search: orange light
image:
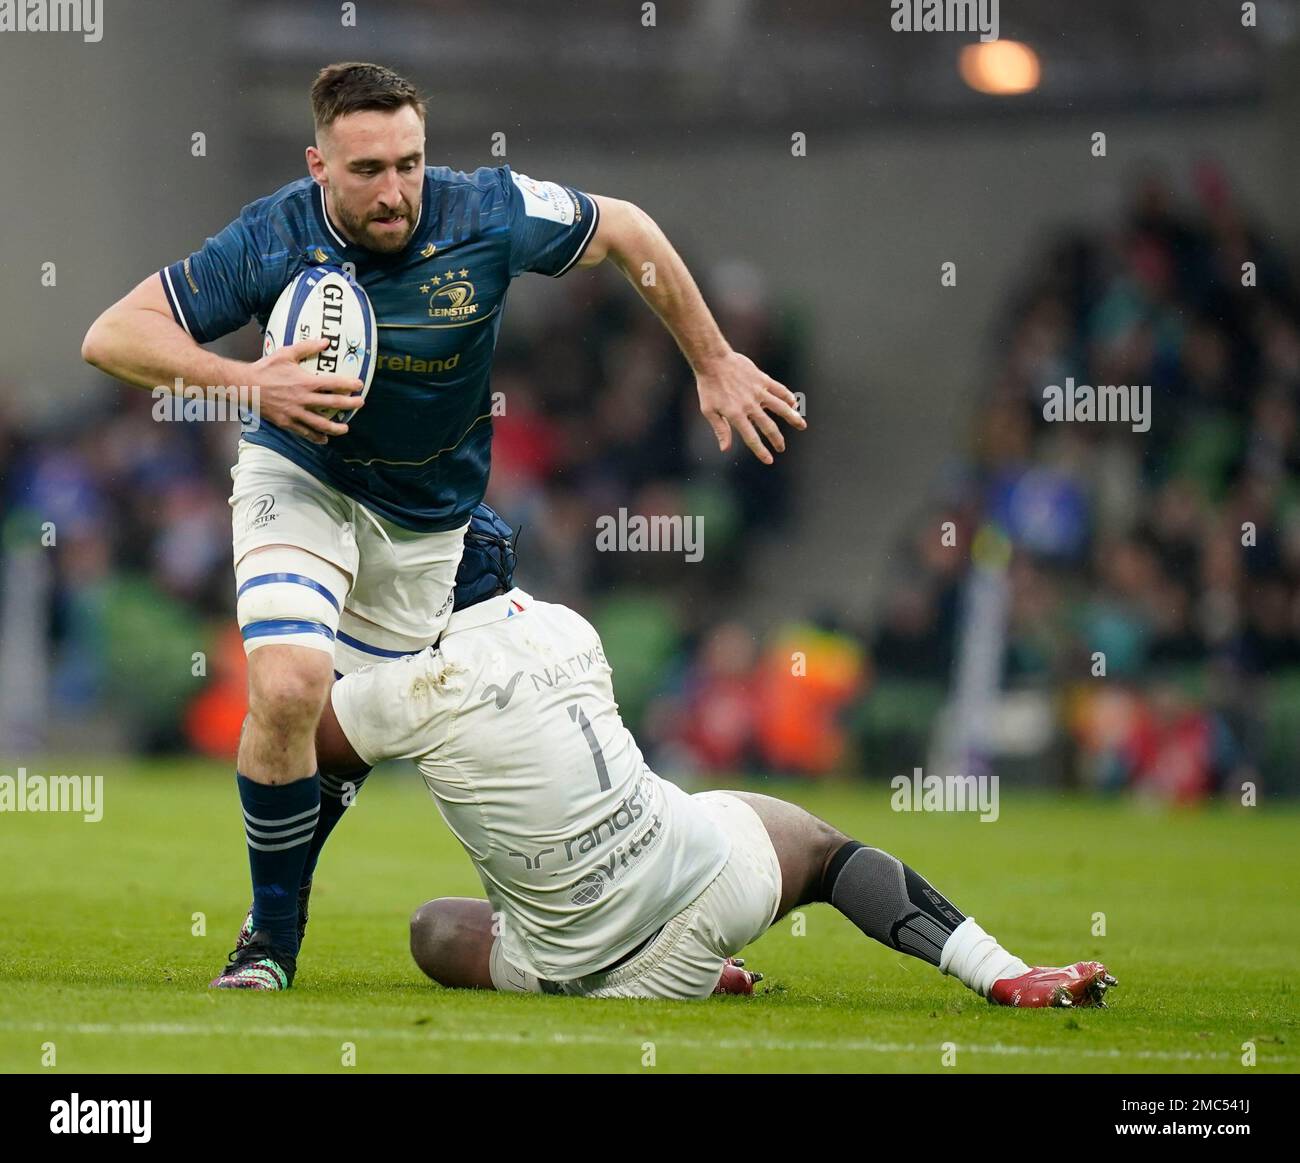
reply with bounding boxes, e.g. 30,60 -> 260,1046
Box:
959,40 -> 1041,95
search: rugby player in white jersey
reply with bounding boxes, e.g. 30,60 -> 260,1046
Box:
314,505 -> 1117,1006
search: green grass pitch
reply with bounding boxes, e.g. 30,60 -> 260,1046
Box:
0,760 -> 1294,1074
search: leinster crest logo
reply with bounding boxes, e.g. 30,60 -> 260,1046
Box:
247,493 -> 277,531
428,279 -> 478,321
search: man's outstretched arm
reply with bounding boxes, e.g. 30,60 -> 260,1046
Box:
577,194 -> 806,465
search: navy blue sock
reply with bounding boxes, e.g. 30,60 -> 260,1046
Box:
237,773 -> 320,955
301,767 -> 372,885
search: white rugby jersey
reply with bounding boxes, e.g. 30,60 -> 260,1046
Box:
331,588 -> 730,980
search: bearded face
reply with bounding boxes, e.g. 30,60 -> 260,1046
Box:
309,105 -> 425,254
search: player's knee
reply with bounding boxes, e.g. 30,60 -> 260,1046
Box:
811,815 -> 850,861
811,821 -> 852,883
812,819 -> 856,897
248,655 -> 333,730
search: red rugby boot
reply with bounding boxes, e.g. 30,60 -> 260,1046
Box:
990,960 -> 1117,1008
714,956 -> 763,996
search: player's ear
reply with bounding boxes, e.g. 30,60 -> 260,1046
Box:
305,143 -> 327,185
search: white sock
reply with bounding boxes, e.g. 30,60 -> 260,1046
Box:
939,917 -> 1030,998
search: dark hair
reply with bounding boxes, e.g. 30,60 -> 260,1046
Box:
311,62 -> 425,131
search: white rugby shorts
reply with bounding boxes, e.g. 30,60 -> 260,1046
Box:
490,791 -> 783,999
228,441 -> 467,674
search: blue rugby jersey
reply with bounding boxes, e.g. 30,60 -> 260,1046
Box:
159,165 -> 600,531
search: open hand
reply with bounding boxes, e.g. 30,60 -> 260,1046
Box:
696,350 -> 806,465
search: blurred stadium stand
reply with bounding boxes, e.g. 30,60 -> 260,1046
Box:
2,0 -> 1300,797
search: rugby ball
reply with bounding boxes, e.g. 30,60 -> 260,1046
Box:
262,266 -> 377,423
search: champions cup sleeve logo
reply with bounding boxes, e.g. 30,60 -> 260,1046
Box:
510,172 -> 578,225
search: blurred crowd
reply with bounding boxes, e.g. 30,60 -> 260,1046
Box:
866,160 -> 1300,799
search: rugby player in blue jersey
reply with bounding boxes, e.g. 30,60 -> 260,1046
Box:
82,62 -> 806,990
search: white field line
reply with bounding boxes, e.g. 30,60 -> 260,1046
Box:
0,1021 -> 1287,1064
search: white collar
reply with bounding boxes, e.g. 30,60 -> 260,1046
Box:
439,588 -> 532,639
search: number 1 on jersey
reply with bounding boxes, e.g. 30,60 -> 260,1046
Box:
568,703 -> 611,791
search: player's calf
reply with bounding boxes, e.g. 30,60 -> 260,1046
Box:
224,682 -> 378,966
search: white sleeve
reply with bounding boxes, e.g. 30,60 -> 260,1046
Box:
330,651 -> 456,766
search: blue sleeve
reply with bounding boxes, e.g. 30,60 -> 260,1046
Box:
158,201 -> 287,343
500,165 -> 600,279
